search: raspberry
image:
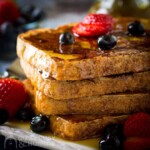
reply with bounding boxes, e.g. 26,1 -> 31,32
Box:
124,112 -> 150,138
124,137 -> 150,150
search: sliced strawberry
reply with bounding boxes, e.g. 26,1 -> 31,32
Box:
124,112 -> 150,138
0,0 -> 20,25
72,23 -> 112,37
72,14 -> 114,37
0,78 -> 27,117
124,137 -> 150,150
82,13 -> 114,26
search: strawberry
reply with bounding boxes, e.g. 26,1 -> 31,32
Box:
124,137 -> 150,150
0,0 -> 20,25
82,14 -> 114,26
72,23 -> 111,37
124,112 -> 150,138
0,78 -> 27,117
72,14 -> 114,37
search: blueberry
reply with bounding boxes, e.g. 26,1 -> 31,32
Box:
128,21 -> 145,36
16,108 -> 35,121
59,32 -> 75,44
102,124 -> 124,141
30,114 -> 49,133
20,5 -> 35,21
100,124 -> 124,150
0,109 -> 9,125
20,5 -> 43,22
0,22 -> 14,35
30,8 -> 43,22
20,5 -> 35,14
98,35 -> 117,50
100,136 -> 121,150
0,22 -> 17,42
13,17 -> 27,27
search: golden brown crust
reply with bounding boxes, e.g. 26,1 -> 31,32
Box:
20,17 -> 150,140
23,79 -> 150,115
50,115 -> 128,140
22,79 -> 148,140
17,18 -> 150,81
21,60 -> 150,100
35,89 -> 150,115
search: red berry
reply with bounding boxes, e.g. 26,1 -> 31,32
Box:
0,0 -> 20,25
124,137 -> 150,150
82,14 -> 114,26
72,23 -> 110,37
72,14 -> 114,37
124,112 -> 150,138
0,78 -> 27,117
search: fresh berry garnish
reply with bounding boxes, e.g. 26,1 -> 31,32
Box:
0,78 -> 27,117
124,137 -> 150,150
98,35 -> 117,50
20,5 -> 43,22
16,108 -> 35,121
82,14 -> 113,26
0,2 -> 44,60
59,32 -> 75,44
100,136 -> 121,150
100,123 -> 124,150
72,14 -> 114,37
128,21 -> 145,36
124,112 -> 150,138
30,8 -> 43,22
20,5 -> 35,21
13,17 -> 27,27
0,0 -> 20,25
30,114 -> 49,133
102,124 -> 124,141
0,22 -> 14,34
0,109 -> 8,125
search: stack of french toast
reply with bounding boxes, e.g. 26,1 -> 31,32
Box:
17,16 -> 150,140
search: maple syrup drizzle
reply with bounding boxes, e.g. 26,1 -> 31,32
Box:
8,119 -> 99,149
25,28 -> 150,59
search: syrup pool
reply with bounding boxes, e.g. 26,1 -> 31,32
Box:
6,119 -> 100,150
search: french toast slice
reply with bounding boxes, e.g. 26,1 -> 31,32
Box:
17,18 -> 150,81
35,90 -> 150,115
21,60 -> 150,99
23,79 -> 129,140
23,79 -> 150,115
50,115 -> 128,141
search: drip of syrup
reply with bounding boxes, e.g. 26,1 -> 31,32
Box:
7,119 -> 100,149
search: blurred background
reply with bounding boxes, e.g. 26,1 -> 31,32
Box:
0,0 -> 94,73
90,0 -> 150,18
0,0 -> 150,74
